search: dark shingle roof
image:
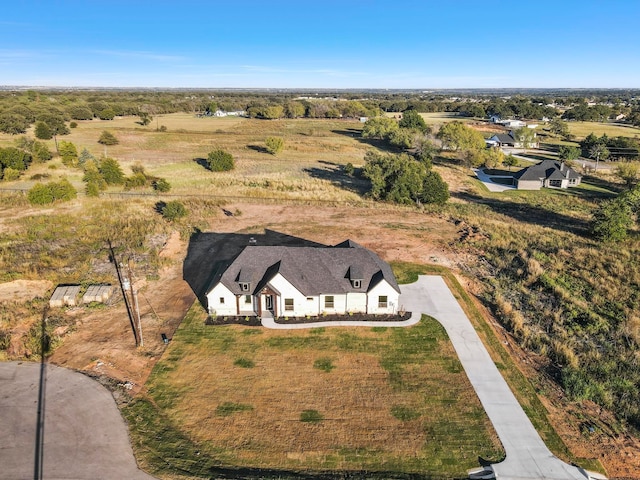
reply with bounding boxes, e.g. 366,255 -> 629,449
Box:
490,133 -> 516,144
515,160 -> 581,181
212,241 -> 400,296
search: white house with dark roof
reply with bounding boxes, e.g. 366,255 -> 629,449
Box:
205,240 -> 401,318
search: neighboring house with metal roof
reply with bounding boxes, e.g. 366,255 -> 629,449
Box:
205,240 -> 401,318
514,160 -> 582,190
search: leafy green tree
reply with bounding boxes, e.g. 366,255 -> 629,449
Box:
591,199 -> 633,242
152,178 -> 171,192
9,105 -> 35,123
98,108 -> 116,120
558,145 -> 581,163
124,173 -> 148,190
0,147 -> 31,171
35,114 -> 69,151
461,103 -> 486,118
387,128 -> 417,149
68,106 -> 94,120
58,141 -> 78,166
615,162 -> 640,189
285,101 -> 306,118
82,160 -> 108,192
98,131 -> 119,145
0,113 -> 29,134
32,142 -> 52,162
34,121 -> 52,140
549,118 -> 571,139
206,149 -> 235,171
98,157 -> 125,185
436,121 -> 485,151
361,117 -> 398,140
413,137 -> 437,165
482,148 -> 505,169
138,112 -> 152,126
362,151 -> 448,205
514,127 -> 536,152
28,179 -> 76,205
503,154 -> 519,171
262,105 -> 284,119
161,200 -> 187,221
399,109 -> 429,133
420,170 -> 449,205
265,136 -> 285,155
85,181 -> 101,197
2,167 -> 20,181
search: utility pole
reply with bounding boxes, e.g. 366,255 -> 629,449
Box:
108,239 -> 139,346
128,259 -> 143,347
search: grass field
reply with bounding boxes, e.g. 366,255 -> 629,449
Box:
0,114 -> 376,202
127,302 -> 503,478
566,121 -> 640,140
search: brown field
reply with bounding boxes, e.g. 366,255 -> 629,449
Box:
2,112 -> 639,478
143,305 -> 502,475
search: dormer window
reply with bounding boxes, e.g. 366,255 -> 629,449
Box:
240,282 -> 250,292
348,266 -> 363,289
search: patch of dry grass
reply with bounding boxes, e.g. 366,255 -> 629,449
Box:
144,306 -> 502,476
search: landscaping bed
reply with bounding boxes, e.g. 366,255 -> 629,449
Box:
205,312 -> 412,326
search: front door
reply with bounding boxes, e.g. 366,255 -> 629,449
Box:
265,295 -> 274,313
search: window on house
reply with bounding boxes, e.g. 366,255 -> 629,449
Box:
285,298 -> 294,311
219,297 -> 225,304
378,295 -> 388,308
307,297 -> 313,301
325,296 -> 334,308
244,295 -> 252,304
353,280 -> 361,289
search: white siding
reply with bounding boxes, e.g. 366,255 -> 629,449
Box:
206,283 -> 237,315
367,280 -> 400,314
346,292 -> 367,313
516,179 -> 543,190
269,274 -> 310,317
320,293 -> 347,314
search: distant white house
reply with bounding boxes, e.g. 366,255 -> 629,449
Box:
501,119 -> 526,128
205,240 -> 401,318
213,110 -> 246,117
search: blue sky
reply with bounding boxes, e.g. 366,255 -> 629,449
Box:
1,0 -> 639,88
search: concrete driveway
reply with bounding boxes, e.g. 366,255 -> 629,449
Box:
0,361 -> 156,480
400,276 -> 604,480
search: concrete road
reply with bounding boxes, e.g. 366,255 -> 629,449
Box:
0,361 -> 156,480
400,276 -> 603,480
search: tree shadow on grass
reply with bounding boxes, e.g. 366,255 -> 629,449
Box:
331,129 -> 400,153
452,191 -> 592,237
304,161 -> 370,196
247,144 -> 270,154
193,157 -> 210,170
